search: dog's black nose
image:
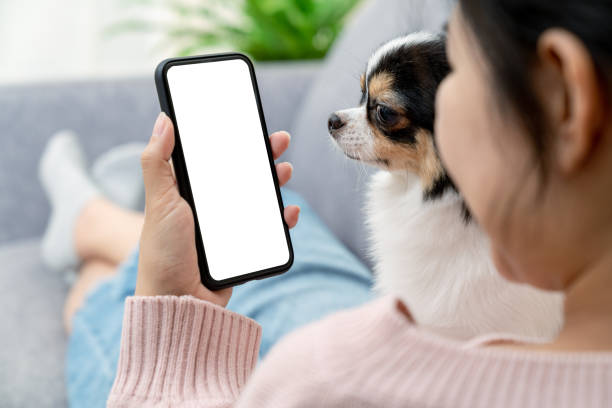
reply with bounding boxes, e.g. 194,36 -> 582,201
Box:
328,113 -> 345,133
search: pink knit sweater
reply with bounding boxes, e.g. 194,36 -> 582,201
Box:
107,294 -> 612,407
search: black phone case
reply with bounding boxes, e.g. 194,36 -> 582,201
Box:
154,52 -> 294,290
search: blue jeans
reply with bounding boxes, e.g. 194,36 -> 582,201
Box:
65,188 -> 373,407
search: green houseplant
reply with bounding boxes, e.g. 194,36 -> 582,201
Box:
108,0 -> 363,61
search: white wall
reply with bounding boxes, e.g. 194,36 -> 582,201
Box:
0,0 -> 169,84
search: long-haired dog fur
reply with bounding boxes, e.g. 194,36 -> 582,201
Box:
327,32 -> 564,340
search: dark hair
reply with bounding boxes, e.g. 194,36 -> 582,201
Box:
458,0 -> 612,169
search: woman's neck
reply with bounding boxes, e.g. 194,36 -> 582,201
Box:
549,249 -> 612,352
490,251 -> 612,353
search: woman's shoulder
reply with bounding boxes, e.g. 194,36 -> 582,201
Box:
283,295 -> 417,353
251,295 -> 415,377
241,295 -> 612,407
236,295 -> 412,405
271,293 -> 612,363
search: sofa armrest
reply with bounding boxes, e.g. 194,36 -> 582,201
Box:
254,61 -> 321,139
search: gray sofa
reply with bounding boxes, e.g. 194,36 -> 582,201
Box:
0,0 -> 451,405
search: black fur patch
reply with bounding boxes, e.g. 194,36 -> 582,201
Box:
423,172 -> 454,200
423,173 -> 472,223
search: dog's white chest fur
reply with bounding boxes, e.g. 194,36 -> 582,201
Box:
365,171 -> 564,340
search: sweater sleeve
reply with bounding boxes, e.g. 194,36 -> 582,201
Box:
106,295 -> 262,408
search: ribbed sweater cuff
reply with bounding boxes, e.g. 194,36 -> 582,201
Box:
107,295 -> 261,407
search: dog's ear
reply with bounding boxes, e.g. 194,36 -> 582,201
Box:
432,33 -> 451,84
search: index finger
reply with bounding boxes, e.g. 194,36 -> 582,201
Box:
270,131 -> 290,160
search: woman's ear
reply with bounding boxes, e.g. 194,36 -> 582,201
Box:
536,28 -> 605,174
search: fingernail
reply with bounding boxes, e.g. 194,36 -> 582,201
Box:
152,112 -> 167,141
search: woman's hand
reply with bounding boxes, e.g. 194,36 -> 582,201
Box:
135,112 -> 300,306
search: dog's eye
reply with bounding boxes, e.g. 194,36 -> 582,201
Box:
376,105 -> 399,125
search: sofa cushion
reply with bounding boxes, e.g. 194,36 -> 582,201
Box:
0,238 -> 68,407
288,0 -> 453,267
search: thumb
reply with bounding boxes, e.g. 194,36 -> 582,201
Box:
141,112 -> 177,206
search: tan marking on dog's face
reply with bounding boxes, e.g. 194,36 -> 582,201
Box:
367,72 -> 409,126
371,126 -> 444,189
416,131 -> 446,189
360,73 -> 366,93
368,72 -> 394,101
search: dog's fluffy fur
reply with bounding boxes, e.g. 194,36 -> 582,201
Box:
328,32 -> 564,340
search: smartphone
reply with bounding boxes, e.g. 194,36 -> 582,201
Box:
154,53 -> 294,290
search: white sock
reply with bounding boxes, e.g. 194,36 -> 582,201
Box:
91,143 -> 146,212
39,130 -> 100,273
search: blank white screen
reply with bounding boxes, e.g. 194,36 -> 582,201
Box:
167,58 -> 289,281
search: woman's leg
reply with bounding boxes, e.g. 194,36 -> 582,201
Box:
64,259 -> 117,333
65,247 -> 140,408
74,197 -> 144,266
64,197 -> 144,333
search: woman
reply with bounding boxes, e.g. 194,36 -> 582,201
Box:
60,0 -> 612,405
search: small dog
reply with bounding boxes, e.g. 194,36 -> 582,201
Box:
328,32 -> 564,340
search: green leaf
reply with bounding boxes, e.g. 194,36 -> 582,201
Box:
105,0 -> 364,60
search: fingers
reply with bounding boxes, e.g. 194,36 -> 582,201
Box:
276,162 -> 293,186
284,205 -> 300,228
272,132 -> 297,227
141,113 -> 177,206
270,131 -> 290,160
